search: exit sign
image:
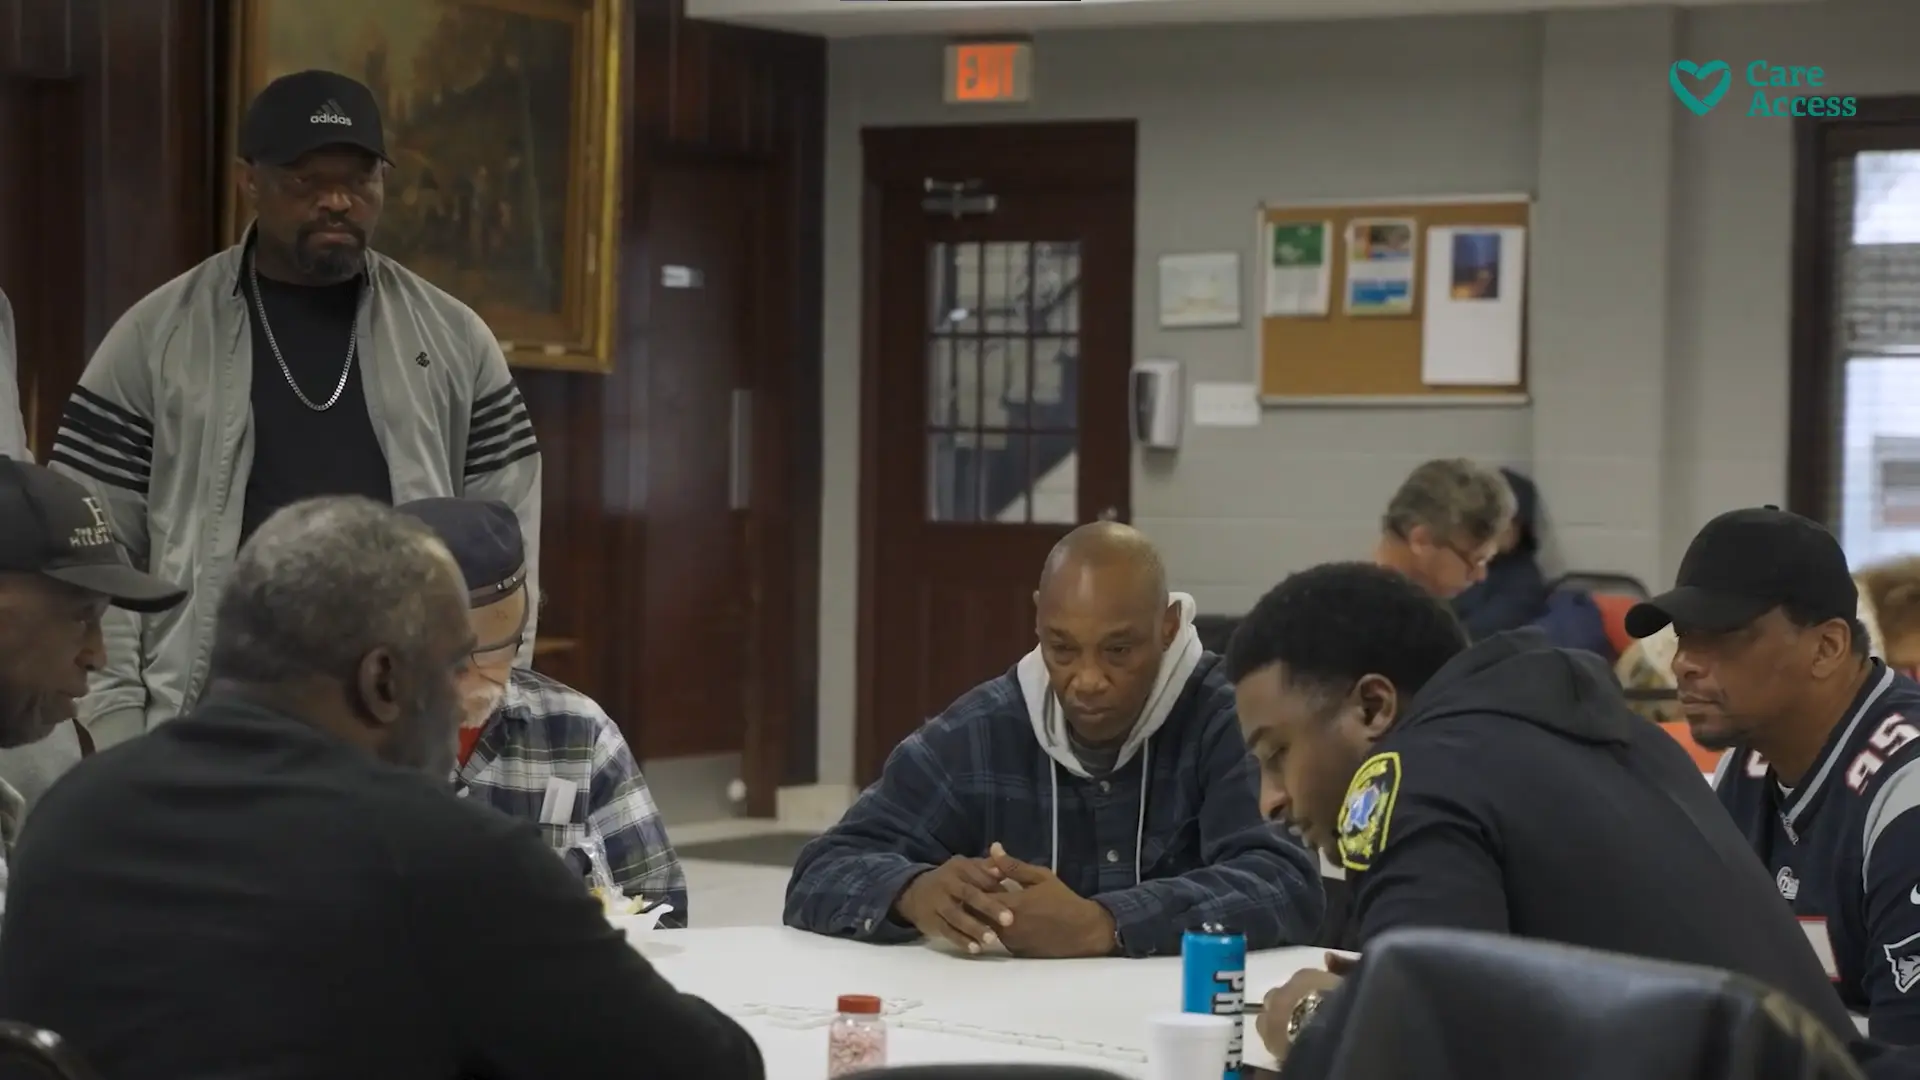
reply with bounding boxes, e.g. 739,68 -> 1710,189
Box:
944,41 -> 1032,105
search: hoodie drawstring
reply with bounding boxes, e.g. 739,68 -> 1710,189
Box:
1047,738 -> 1149,886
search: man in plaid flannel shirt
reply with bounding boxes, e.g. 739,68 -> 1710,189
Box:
399,498 -> 687,926
785,523 -> 1322,958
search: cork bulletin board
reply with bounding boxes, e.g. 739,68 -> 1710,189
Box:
1256,196 -> 1531,402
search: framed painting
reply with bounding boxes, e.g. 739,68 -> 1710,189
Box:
224,0 -> 624,374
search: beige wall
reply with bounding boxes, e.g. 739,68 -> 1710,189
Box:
811,0 -> 1920,786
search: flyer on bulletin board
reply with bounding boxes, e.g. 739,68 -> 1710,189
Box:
1344,217 -> 1416,316
1263,221 -> 1331,317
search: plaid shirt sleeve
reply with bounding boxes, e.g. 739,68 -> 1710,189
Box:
783,720 -> 979,943
583,718 -> 688,928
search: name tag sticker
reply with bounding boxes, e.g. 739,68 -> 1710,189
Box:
539,777 -> 578,826
1801,916 -> 1840,981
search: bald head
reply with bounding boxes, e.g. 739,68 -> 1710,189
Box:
1038,522 -> 1168,610
1033,523 -> 1178,744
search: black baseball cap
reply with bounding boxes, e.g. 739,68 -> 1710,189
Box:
394,498 -> 525,606
1625,506 -> 1855,639
0,459 -> 186,613
238,70 -> 390,167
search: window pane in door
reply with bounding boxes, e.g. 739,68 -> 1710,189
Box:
927,431 -> 981,522
1029,431 -> 1079,524
924,238 -> 1084,525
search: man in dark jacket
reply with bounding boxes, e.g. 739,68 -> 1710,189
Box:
784,522 -> 1321,959
0,496 -> 760,1080
1227,562 -> 1852,1066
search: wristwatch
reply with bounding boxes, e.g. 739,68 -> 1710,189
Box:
1286,989 -> 1325,1042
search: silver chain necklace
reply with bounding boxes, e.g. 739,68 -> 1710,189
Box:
248,261 -> 357,412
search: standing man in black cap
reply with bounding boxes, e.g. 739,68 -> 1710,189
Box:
396,497 -> 687,925
1627,507 -> 1920,1043
45,70 -> 541,752
0,458 -> 185,915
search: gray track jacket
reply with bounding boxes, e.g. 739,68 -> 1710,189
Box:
0,289 -> 27,461
48,236 -> 542,747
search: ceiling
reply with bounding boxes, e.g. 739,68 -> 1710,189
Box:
686,0 -> 1818,38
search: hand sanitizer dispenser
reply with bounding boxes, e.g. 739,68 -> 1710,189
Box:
1131,360 -> 1182,451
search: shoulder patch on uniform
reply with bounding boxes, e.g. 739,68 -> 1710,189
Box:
1338,751 -> 1401,873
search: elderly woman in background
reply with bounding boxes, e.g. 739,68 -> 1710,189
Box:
1371,458 -> 1516,602
1452,468 -> 1547,638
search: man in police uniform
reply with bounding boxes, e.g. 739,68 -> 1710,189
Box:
1226,561 -> 1852,1065
1628,507 -> 1920,1044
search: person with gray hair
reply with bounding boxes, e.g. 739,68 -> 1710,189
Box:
1373,457 -> 1517,601
0,496 -> 763,1080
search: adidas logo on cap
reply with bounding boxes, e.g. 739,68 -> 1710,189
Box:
310,99 -> 353,126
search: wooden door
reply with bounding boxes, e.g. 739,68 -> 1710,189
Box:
0,75 -> 83,457
856,122 -> 1137,782
637,160 -> 762,762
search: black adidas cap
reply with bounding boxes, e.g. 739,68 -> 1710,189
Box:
238,69 -> 390,167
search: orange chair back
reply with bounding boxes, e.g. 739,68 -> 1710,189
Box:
1590,592 -> 1639,658
1658,721 -> 1723,772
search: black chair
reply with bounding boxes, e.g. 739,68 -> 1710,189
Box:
1281,928 -> 1862,1080
0,1022 -> 99,1080
1548,571 -> 1651,599
852,1060 -> 1121,1068
1195,614 -> 1241,655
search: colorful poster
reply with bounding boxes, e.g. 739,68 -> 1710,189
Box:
1344,217 -> 1416,316
1448,231 -> 1502,300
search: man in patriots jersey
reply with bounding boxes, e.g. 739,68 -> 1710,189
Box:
1629,506 -> 1920,1043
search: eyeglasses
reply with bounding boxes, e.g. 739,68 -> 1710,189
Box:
470,584 -> 529,664
1445,542 -> 1494,574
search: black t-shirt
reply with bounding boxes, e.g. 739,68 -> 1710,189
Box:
0,699 -> 764,1080
240,274 -> 393,543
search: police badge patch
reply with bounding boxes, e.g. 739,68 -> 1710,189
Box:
1337,751 -> 1402,873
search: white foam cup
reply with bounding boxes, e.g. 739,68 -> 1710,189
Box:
1147,1011 -> 1237,1080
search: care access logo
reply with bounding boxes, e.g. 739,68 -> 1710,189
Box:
1668,60 -> 1857,118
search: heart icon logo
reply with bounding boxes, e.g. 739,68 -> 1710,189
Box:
1670,60 -> 1732,115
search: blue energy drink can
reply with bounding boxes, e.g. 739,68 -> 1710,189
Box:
1181,923 -> 1246,1080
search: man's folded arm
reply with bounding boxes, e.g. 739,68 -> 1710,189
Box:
784,726 -> 978,942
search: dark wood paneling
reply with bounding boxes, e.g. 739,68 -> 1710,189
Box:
517,0 -> 826,808
0,0 -> 216,401
0,74 -> 84,456
1789,96 -> 1920,523
0,0 -> 826,810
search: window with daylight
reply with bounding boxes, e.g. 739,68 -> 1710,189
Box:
1837,150 -> 1920,566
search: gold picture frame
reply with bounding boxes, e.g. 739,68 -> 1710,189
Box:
223,0 -> 624,374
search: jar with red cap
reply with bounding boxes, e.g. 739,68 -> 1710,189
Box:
827,993 -> 887,1077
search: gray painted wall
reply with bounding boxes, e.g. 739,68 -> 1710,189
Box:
812,0 -> 1920,787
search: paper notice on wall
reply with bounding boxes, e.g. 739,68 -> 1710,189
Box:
1421,225 -> 1526,386
1191,382 -> 1261,427
1263,221 -> 1331,317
